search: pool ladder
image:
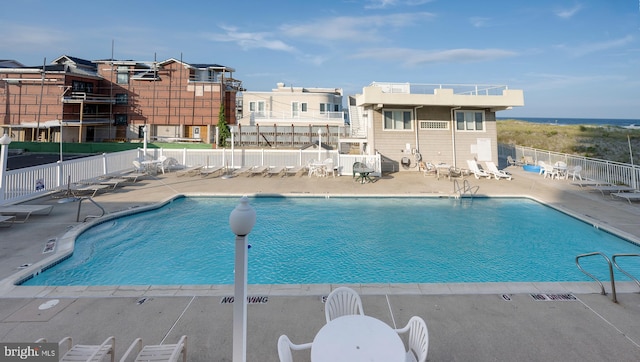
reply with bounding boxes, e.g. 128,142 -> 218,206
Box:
453,179 -> 479,200
575,252 -> 640,303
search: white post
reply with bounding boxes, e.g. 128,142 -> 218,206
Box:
59,120 -> 63,163
0,133 -> 12,203
317,128 -> 322,161
229,196 -> 256,362
143,125 -> 148,160
231,127 -> 235,169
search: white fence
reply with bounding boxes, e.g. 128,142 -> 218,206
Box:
500,144 -> 640,189
0,148 -> 381,205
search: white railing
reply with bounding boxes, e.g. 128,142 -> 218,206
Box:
501,144 -> 640,189
1,148 -> 380,205
370,82 -> 509,96
247,111 -> 344,123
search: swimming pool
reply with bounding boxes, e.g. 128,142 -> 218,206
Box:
21,196 -> 640,286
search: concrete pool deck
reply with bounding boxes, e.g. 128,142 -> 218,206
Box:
1,166 -> 639,361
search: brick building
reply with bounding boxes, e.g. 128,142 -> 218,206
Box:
0,55 -> 241,144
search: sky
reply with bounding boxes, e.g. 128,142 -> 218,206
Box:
2,0 -> 639,119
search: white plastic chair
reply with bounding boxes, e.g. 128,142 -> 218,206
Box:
36,336 -> 115,362
120,335 -> 187,362
324,286 -> 364,323
394,316 -> 429,362
567,165 -> 583,181
323,158 -> 336,177
277,335 -> 312,362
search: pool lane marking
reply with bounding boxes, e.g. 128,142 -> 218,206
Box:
160,295 -> 196,345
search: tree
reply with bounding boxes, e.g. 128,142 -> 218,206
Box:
217,104 -> 230,147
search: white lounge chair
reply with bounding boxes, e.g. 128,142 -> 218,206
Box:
249,165 -> 269,176
176,165 -> 203,177
324,286 -> 364,323
0,215 -> 15,227
611,192 -> 640,204
267,166 -> 285,177
394,316 -> 429,362
277,335 -> 312,362
36,336 -> 115,362
485,161 -> 512,180
120,335 -> 187,362
200,165 -> 225,177
588,185 -> 636,197
0,204 -> 53,223
283,166 -> 303,177
466,160 -> 491,179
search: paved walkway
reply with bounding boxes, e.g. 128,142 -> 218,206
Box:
1,167 -> 639,361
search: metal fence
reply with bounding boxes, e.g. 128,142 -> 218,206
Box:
499,144 -> 640,189
0,148 -> 381,205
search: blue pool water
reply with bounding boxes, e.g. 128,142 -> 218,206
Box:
21,197 -> 640,286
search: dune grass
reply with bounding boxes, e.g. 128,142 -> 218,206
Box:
497,120 -> 640,163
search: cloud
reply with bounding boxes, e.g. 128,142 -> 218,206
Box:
554,4 -> 583,19
205,25 -> 297,53
364,0 -> 433,9
281,13 -> 434,42
524,72 -> 624,90
556,35 -> 634,57
352,47 -> 518,66
470,17 -> 490,28
0,24 -> 66,52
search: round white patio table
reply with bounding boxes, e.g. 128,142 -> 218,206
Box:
311,315 -> 405,362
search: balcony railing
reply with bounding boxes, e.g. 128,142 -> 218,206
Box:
248,111 -> 344,123
62,92 -> 116,104
370,82 -> 509,96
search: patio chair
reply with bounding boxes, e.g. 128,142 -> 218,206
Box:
420,162 -> 437,177
283,165 -> 303,177
277,335 -> 312,362
542,163 -> 559,179
484,161 -> 512,180
394,316 -> 429,362
466,160 -> 491,179
36,336 -> 115,362
324,286 -> 364,323
567,165 -> 583,181
323,158 -> 337,178
507,155 -> 523,166
267,166 -> 285,177
120,335 -> 187,362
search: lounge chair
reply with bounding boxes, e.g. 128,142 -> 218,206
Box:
36,336 -> 115,362
394,316 -> 429,362
267,166 -> 285,177
485,161 -> 512,180
277,335 -> 312,362
176,165 -> 203,177
249,165 -> 269,176
0,204 -> 54,223
324,286 -> 364,323
466,160 -> 491,179
611,192 -> 640,204
120,335 -> 187,362
588,185 -> 636,197
0,215 -> 15,227
283,165 -> 303,177
199,165 -> 225,177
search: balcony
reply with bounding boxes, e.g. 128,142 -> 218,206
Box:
244,111 -> 345,126
62,92 -> 115,104
357,82 -> 524,110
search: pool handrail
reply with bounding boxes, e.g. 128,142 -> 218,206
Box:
612,253 -> 640,292
575,252 -> 617,303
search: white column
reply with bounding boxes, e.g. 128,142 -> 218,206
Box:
0,133 -> 12,203
233,233 -> 248,362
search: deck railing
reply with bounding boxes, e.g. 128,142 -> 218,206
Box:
0,148 -> 381,206
500,144 -> 640,189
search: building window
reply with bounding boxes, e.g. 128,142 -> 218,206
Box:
249,101 -> 266,117
114,114 -> 127,126
320,103 -> 329,113
455,111 -> 484,131
301,103 -> 307,112
115,93 -> 128,105
72,81 -> 93,93
117,66 -> 129,84
383,110 -> 412,130
334,104 -> 340,112
420,121 -> 449,130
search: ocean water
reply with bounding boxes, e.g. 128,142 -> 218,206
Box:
497,117 -> 640,127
